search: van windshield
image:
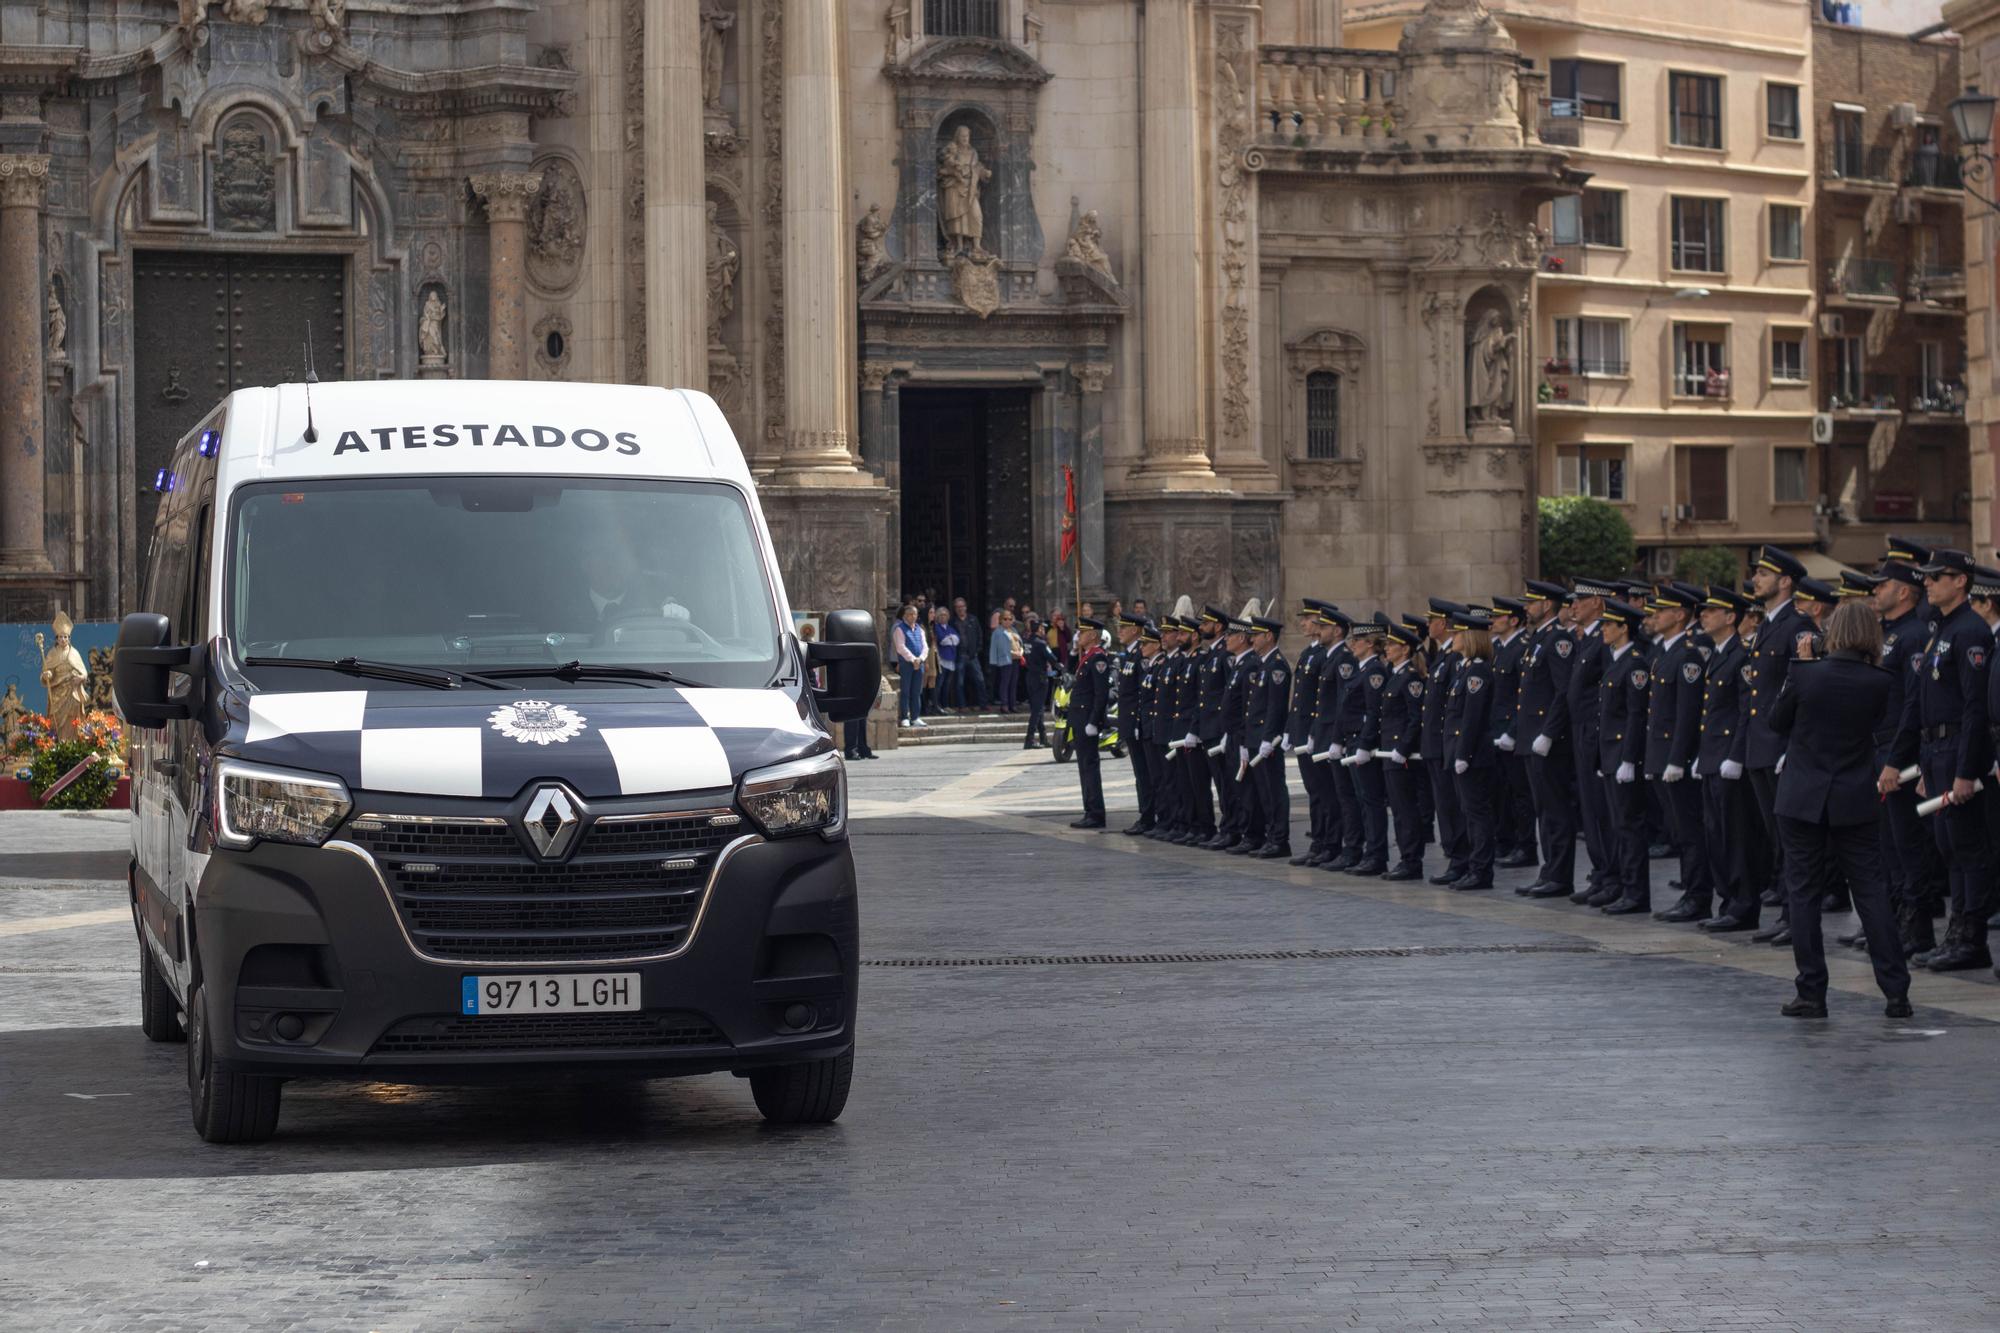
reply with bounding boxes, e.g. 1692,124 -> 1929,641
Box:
228,477 -> 784,689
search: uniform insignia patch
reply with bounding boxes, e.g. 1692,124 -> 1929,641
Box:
1682,662 -> 1702,684
1272,669 -> 1286,684
1466,675 -> 1484,693
1971,646 -> 1989,671
1631,669 -> 1649,689
1882,646 -> 1896,664
1368,674 -> 1384,689
1738,664 -> 1754,685
489,699 -> 587,746
1698,645 -> 1712,661
1339,663 -> 1355,679
1555,639 -> 1573,658
1409,681 -> 1424,697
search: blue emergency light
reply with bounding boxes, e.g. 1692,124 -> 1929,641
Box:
154,468 -> 175,493
197,429 -> 220,458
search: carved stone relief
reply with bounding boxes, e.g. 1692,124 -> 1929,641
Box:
220,0 -> 270,24
213,117 -> 277,232
759,0 -> 786,446
534,313 -> 573,379
857,202 -> 889,283
706,199 -> 740,345
1214,19 -> 1254,443
700,1 -> 737,133
527,157 -> 586,295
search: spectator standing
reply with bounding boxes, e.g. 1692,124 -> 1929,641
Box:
1050,611 -> 1074,664
1023,617 -> 1057,748
893,604 -> 928,728
932,606 -> 962,713
920,611 -> 941,715
954,597 -> 987,711
990,610 -> 1022,713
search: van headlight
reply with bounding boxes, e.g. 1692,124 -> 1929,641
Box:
737,750 -> 846,839
214,759 -> 352,850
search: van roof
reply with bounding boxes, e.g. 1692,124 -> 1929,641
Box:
207,380 -> 751,489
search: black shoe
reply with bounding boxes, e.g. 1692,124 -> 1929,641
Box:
1929,942 -> 1993,972
1527,883 -> 1575,899
1427,871 -> 1459,886
858,750 -> 878,760
1846,933 -> 1869,952
844,749 -> 861,760
1885,996 -> 1914,1019
1766,927 -> 1793,947
1069,817 -> 1106,830
1835,927 -> 1864,947
1452,877 -> 1494,892
1568,889 -> 1597,906
1750,921 -> 1788,944
1759,887 -> 1784,908
1655,898 -> 1712,925
1349,860 -> 1388,877
1648,843 -> 1673,860
1382,865 -> 1422,882
1320,853 -> 1353,872
1781,997 -> 1828,1019
1250,844 -> 1291,860
1584,888 -> 1621,908
1226,842 -> 1257,855
1497,851 -> 1538,870
1699,914 -> 1758,933
1288,850 -> 1316,866
1601,897 -> 1650,916
1122,821 -> 1153,837
1514,882 -> 1541,896
1821,892 -> 1852,914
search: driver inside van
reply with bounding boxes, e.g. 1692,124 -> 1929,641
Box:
580,544 -> 691,631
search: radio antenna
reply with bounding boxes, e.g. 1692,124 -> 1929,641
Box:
302,323 -> 319,442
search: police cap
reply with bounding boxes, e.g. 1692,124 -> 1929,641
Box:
1490,595 -> 1527,617
1885,533 -> 1933,565
1877,560 -> 1924,590
1974,565 -> 2000,600
1753,545 -> 1807,581
1601,599 -> 1645,630
1793,578 -> 1839,607
1836,570 -> 1880,600
1248,614 -> 1284,634
1918,547 -> 1976,579
1572,576 -> 1621,600
1524,579 -> 1568,603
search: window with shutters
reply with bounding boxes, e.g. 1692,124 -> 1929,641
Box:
924,0 -> 1000,37
1305,372 -> 1341,459
1550,59 -> 1622,120
1677,446 -> 1732,520
1557,445 -> 1628,500
1773,447 -> 1810,503
1670,73 -> 1723,149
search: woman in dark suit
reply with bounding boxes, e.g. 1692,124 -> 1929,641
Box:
1770,599 -> 1912,1019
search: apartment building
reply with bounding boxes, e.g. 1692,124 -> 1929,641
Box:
1943,0 -> 2000,554
1812,17 -> 1971,564
1351,0 -> 1818,580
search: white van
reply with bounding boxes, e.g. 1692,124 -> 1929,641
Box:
114,380 -> 879,1143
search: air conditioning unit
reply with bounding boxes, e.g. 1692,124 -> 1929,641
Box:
1893,101 -> 1919,129
1894,193 -> 1921,224
1647,547 -> 1678,577
1674,503 -> 1694,521
1819,313 -> 1845,337
1812,413 -> 1836,443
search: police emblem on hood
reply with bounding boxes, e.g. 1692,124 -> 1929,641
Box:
488,698 -> 588,745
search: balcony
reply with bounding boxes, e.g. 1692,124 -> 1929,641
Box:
1538,97 -> 1582,147
1671,366 -> 1732,401
1904,153 -> 1962,192
1825,257 -> 1900,304
1823,142 -> 1894,189
1826,373 -> 1903,417
1906,264 -> 1966,310
1905,377 -> 1966,422
1537,357 -> 1630,409
1258,47 -> 1403,146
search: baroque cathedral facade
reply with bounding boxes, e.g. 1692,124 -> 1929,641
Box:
0,0 -> 1577,624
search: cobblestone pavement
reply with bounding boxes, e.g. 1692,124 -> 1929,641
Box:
4,752 -> 1999,1330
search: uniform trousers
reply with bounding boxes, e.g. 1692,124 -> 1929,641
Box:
1453,763 -> 1496,885
1295,752 -> 1328,852
1179,746 -> 1215,839
1074,732 -> 1105,822
1779,814 -> 1909,1002
1235,745 -> 1266,845
1384,757 -> 1425,869
1882,782 -> 1943,912
1601,771 -> 1650,906
1146,742 -> 1179,833
1919,745 -> 1994,936
1252,748 -> 1291,848
1349,755 -> 1389,865
1655,775 -> 1712,908
1127,732 -> 1156,829
1424,755 -> 1468,875
1700,771 -> 1757,923
1527,744 -> 1578,888
1414,748 -> 1436,841
1573,735 -> 1613,888
1747,765 -> 1784,900
1329,753 -> 1365,860
1207,745 -> 1239,842
1498,754 -> 1535,857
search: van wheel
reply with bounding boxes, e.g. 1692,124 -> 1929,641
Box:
749,1046 -> 854,1125
138,937 -> 184,1043
186,981 -> 281,1144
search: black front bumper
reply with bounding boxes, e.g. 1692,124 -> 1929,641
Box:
191,828 -> 858,1083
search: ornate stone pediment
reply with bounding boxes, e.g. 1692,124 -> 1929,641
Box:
886,37 -> 1050,89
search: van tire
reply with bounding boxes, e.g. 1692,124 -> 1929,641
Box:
749,1046 -> 854,1124
187,981 -> 282,1144
138,937 -> 185,1043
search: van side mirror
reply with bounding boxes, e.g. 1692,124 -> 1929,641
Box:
807,609 -> 881,724
113,612 -> 199,730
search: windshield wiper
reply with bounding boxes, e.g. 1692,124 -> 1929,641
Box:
243,656 -> 512,691
469,660 -> 707,689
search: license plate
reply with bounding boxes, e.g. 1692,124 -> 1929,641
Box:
461,973 -> 641,1016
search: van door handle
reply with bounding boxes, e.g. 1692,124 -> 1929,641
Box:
153,759 -> 181,778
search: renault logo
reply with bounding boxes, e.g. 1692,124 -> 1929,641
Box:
522,785 -> 581,860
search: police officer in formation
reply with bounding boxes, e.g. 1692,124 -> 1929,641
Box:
1069,544 -> 1998,1009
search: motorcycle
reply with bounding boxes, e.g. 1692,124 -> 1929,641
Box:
1049,671 -> 1123,764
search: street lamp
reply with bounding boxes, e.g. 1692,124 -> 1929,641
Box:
1949,87 -> 2000,209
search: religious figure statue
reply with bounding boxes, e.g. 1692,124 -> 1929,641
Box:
308,0 -> 346,38
1065,209 -> 1114,282
38,613 -> 90,742
937,126 -> 992,259
87,648 -> 117,712
220,0 -> 271,23
1467,309 -> 1518,424
856,203 -> 889,282
178,0 -> 205,30
706,202 -> 739,345
46,287 -> 66,361
418,290 -> 448,364
699,3 -> 736,112
0,683 -> 24,752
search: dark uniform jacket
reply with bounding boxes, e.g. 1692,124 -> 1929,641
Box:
1334,650 -> 1383,748
1421,647 -> 1460,759
1596,642 -> 1649,775
1890,600 -> 1995,782
1287,641 -> 1326,751
1562,621 -> 1608,755
1491,630 -> 1527,740
1736,598 -> 1804,770
1196,641 -> 1231,746
1066,646 -> 1112,733
1451,658 -> 1497,769
1772,653 -> 1893,825
1224,650 -> 1254,753
1644,631 -> 1705,779
1165,648 -> 1197,743
1310,640 -> 1353,755
1696,634 -> 1746,773
1246,649 -> 1291,749
1361,657 -> 1389,752
1878,608 -> 1929,764
1381,662 -> 1425,758
1135,651 -> 1161,743
1518,618 -> 1573,745
1116,641 -> 1145,738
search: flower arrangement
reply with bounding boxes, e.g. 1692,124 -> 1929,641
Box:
8,711 -> 54,759
74,709 -> 125,758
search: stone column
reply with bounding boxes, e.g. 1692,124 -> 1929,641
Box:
777,0 -> 860,479
469,170 -> 543,381
858,361 -> 892,478
0,154 -> 51,573
1071,361 -> 1111,599
644,0 -> 709,389
1138,0 -> 1214,483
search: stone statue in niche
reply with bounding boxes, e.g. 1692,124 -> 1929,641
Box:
213,121 -> 276,232
706,201 -> 739,346
220,0 -> 270,23
46,286 -> 66,362
1466,308 -> 1517,426
418,289 -> 448,372
1065,209 -> 1114,282
937,126 -> 992,259
856,203 -> 889,283
699,3 -> 736,116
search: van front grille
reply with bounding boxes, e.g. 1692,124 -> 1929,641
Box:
347,811 -> 742,963
371,1010 -> 726,1055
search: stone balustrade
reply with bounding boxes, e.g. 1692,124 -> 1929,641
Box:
1257,46 -> 1403,145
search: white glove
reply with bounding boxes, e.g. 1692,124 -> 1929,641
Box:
1532,734 -> 1553,758
1776,754 -> 1787,776
1662,765 -> 1684,784
1184,733 -> 1200,750
1239,746 -> 1250,766
1691,759 -> 1702,780
661,599 -> 691,621
1257,740 -> 1274,760
1330,743 -> 1345,759
1719,759 -> 1744,781
1207,742 -> 1226,758
1084,725 -> 1098,737
1495,733 -> 1516,753
1616,762 -> 1635,784
1454,759 -> 1469,775
1388,749 -> 1407,765
1352,749 -> 1373,766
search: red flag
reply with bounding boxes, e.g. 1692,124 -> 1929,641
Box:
1059,465 -> 1078,564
